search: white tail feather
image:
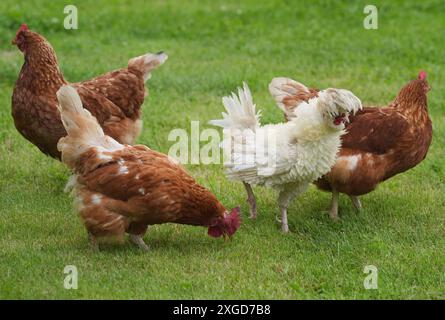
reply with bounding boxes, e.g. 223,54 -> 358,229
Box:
209,82 -> 261,131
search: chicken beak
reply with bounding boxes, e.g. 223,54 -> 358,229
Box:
155,52 -> 168,65
11,38 -> 17,45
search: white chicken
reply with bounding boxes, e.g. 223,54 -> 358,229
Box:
210,81 -> 362,232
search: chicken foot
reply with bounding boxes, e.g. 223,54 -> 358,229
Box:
243,182 -> 257,219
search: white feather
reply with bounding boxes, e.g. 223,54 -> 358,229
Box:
211,82 -> 362,192
209,82 -> 261,131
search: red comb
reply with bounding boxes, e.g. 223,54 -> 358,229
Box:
229,207 -> 241,228
418,70 -> 427,80
17,23 -> 28,33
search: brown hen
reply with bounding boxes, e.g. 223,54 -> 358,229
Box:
56,85 -> 240,250
11,23 -> 167,159
270,72 -> 432,219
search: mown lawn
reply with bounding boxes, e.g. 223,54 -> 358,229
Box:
0,0 -> 444,299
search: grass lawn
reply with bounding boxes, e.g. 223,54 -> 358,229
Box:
0,0 -> 444,299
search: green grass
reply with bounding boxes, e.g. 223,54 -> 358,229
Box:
0,0 -> 444,299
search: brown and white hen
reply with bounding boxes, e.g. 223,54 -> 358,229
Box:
56,85 -> 240,250
12,23 -> 167,159
270,72 -> 433,219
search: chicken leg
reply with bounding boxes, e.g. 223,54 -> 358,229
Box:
279,206 -> 290,233
129,234 -> 149,251
88,232 -> 99,251
277,183 -> 307,233
127,223 -> 150,251
349,195 -> 362,212
243,182 -> 257,219
329,190 -> 339,220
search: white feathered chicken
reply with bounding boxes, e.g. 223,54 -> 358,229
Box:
210,81 -> 362,232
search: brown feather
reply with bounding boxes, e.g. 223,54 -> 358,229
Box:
11,28 -> 162,159
314,77 -> 432,196
55,85 -> 239,245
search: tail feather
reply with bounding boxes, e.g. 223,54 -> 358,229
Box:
57,85 -> 104,140
210,82 -> 261,131
269,77 -> 316,120
128,51 -> 168,82
56,85 -> 122,168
